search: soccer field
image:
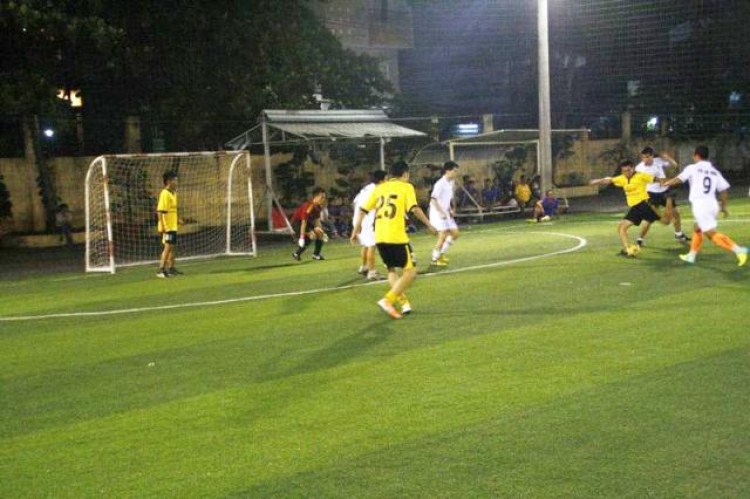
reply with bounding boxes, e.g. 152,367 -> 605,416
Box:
2,206 -> 750,498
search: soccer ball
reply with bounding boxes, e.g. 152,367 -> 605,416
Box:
627,244 -> 640,257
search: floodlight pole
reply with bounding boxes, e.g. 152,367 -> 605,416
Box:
261,116 -> 274,231
537,0 -> 554,192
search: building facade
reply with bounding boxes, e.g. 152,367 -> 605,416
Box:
312,0 -> 414,92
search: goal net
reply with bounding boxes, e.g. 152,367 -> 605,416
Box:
85,151 -> 256,273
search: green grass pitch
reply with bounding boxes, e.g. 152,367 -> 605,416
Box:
2,202 -> 750,498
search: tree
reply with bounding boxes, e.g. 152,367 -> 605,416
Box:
0,0 -> 122,229
98,0 -> 393,150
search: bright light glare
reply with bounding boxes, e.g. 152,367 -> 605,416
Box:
43,129 -> 55,138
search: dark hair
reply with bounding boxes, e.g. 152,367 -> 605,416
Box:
163,170 -> 178,185
390,160 -> 410,177
311,187 -> 326,197
619,159 -> 634,169
694,146 -> 709,159
442,161 -> 459,173
640,147 -> 655,156
372,170 -> 387,182
58,203 -> 69,210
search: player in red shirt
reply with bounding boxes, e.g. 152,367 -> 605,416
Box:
292,187 -> 328,261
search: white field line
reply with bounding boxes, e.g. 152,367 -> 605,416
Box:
12,217 -> 750,284
0,231 -> 586,322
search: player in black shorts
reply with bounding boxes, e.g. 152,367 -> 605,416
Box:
635,148 -> 689,246
590,160 -> 660,257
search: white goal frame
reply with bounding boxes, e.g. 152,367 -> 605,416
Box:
85,151 -> 256,273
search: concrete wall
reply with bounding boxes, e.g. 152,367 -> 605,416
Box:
0,156 -> 95,233
3,135 -> 749,237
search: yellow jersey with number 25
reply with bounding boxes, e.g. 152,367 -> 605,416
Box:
361,179 -> 418,244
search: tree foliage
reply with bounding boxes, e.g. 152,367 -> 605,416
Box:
99,0 -> 393,150
0,0 -> 122,115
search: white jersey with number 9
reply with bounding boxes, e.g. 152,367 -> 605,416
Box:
677,160 -> 730,208
677,160 -> 731,231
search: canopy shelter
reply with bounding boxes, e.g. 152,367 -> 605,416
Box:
444,128 -> 589,163
226,110 -> 426,231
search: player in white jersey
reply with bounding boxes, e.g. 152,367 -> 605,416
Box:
353,170 -> 386,280
634,147 -> 689,246
663,146 -> 747,266
429,161 -> 460,266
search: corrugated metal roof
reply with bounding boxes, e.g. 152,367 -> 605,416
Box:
226,110 -> 425,149
260,109 -> 425,139
270,121 -> 425,139
264,109 -> 393,123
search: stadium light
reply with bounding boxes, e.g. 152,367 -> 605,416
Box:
43,129 -> 55,138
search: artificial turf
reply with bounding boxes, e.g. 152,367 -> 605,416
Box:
1,204 -> 749,498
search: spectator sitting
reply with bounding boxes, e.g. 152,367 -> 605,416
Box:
530,175 -> 542,200
482,179 -> 500,208
56,204 -> 74,246
514,175 -> 532,212
528,189 -> 561,223
459,179 -> 480,209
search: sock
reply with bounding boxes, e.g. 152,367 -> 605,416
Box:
398,294 -> 409,304
440,236 -> 454,255
295,239 -> 310,256
690,231 -> 704,254
675,231 -> 684,237
709,232 -> 739,253
314,239 -> 323,255
432,248 -> 440,261
384,291 -> 398,304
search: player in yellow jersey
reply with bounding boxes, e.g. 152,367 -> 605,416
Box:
156,170 -> 180,278
590,160 -> 658,257
351,161 -> 436,319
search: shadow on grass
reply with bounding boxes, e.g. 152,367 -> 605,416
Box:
209,262 -> 301,274
258,321 -> 396,383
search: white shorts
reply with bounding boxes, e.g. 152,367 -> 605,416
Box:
692,203 -> 719,232
429,211 -> 458,232
357,213 -> 376,247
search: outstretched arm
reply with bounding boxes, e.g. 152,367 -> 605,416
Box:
662,177 -> 683,188
589,177 -> 614,186
660,151 -> 679,170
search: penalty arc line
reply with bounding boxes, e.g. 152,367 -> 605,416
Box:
0,231 -> 587,322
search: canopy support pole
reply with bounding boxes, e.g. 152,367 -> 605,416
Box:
261,117 -> 275,231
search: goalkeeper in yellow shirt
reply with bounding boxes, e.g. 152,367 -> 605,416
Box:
157,171 -> 180,278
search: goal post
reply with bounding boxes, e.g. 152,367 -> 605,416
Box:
85,151 -> 256,273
